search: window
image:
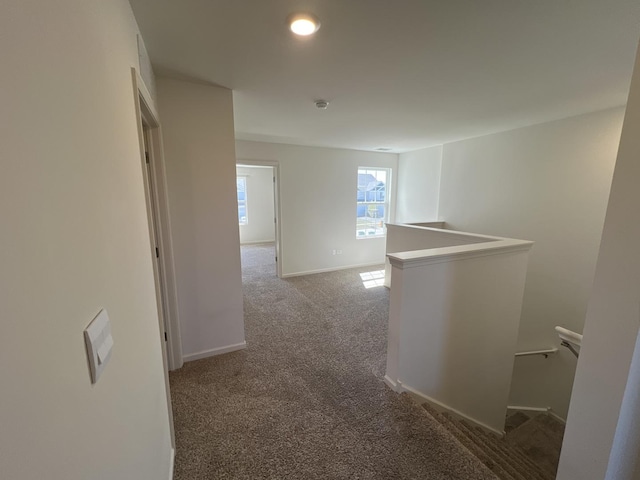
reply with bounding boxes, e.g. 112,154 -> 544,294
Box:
237,176 -> 248,225
356,167 -> 390,237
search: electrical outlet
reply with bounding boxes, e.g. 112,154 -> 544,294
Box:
337,250 -> 343,255
332,249 -> 336,255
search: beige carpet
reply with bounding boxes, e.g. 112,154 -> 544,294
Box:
423,404 -> 558,480
169,244 -> 498,479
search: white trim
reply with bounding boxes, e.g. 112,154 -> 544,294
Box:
386,222 -> 512,242
236,175 -> 248,226
183,342 -> 247,362
281,261 -> 384,278
241,240 -> 277,245
387,239 -> 533,270
507,405 -> 567,424
132,68 -> 183,371
168,448 -> 175,480
132,68 -> 177,451
514,347 -> 558,357
236,159 -> 282,278
548,409 -> 567,425
383,375 -> 399,391
399,380 -> 505,437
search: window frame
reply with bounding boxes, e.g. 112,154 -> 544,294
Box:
237,175 -> 248,225
356,167 -> 391,239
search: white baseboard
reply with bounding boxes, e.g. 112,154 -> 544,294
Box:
383,375 -> 399,391
183,341 -> 247,362
399,381 -> 505,437
282,261 -> 384,278
240,240 -> 275,245
168,447 -> 175,480
507,405 -> 567,424
548,410 -> 567,425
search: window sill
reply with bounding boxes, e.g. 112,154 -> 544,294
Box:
356,234 -> 386,240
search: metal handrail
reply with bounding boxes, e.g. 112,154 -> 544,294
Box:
561,340 -> 580,358
514,348 -> 558,359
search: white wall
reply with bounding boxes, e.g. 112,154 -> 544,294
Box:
396,145 -> 442,223
386,238 -> 532,434
605,330 -> 640,480
558,42 -> 640,480
236,166 -> 275,244
0,1 -> 172,479
158,78 -> 245,361
435,108 -> 624,418
235,141 -> 398,276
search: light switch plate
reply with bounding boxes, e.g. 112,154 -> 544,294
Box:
84,309 -> 113,383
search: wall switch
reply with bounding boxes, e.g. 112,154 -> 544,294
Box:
84,309 -> 114,384
332,249 -> 336,255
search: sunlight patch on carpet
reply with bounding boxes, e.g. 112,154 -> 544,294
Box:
360,269 -> 385,289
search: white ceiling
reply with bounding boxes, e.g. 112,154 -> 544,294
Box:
129,0 -> 640,153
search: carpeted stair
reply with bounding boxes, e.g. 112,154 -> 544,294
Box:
420,402 -> 557,480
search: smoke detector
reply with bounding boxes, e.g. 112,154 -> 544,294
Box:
315,100 -> 329,109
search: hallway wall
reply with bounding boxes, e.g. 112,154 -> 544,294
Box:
158,77 -> 246,361
395,107 -> 624,419
437,108 -> 623,419
235,141 -> 398,277
558,41 -> 640,480
1,1 -> 173,478
396,145 -> 442,224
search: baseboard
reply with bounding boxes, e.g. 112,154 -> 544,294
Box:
183,341 -> 247,362
282,261 -> 384,278
548,410 -> 567,424
399,381 -> 505,437
168,447 -> 175,480
240,240 -> 275,245
383,375 -> 399,391
507,405 -> 567,424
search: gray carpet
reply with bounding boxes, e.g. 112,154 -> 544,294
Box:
423,405 -> 556,480
505,413 -> 564,477
169,243 -> 497,479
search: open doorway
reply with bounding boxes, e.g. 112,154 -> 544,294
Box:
236,161 -> 281,277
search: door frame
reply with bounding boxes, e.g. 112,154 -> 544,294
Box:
132,68 -> 182,448
236,159 -> 282,278
132,69 -> 183,370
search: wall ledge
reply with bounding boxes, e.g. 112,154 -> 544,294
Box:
388,239 -> 533,270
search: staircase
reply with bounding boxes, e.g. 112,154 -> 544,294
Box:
420,402 -> 562,480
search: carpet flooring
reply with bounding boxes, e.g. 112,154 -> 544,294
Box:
169,244 -> 497,479
505,412 -> 564,477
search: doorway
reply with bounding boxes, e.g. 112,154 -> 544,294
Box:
236,161 -> 282,277
132,68 -> 181,447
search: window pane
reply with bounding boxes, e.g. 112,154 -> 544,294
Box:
237,177 -> 247,225
356,168 -> 390,237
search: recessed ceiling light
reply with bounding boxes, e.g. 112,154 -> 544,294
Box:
287,13 -> 321,36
